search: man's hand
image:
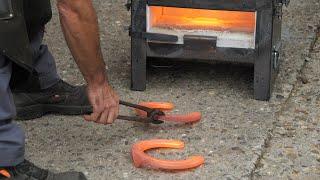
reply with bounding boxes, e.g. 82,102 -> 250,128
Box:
84,83 -> 119,124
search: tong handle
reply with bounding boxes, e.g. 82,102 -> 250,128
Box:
117,115 -> 163,124
117,115 -> 150,123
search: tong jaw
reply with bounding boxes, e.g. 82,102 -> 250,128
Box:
118,101 -> 164,124
147,109 -> 165,124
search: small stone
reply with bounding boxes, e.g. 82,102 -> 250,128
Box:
277,127 -> 287,135
295,108 -> 309,115
299,75 -> 309,84
276,94 -> 285,99
311,149 -> 319,155
208,150 -> 214,156
123,172 -> 128,178
231,146 -> 245,154
305,57 -> 311,62
285,148 -> 298,160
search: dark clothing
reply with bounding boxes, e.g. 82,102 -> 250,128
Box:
0,0 -> 52,72
0,0 -> 60,166
24,0 -> 52,39
0,29 -> 60,167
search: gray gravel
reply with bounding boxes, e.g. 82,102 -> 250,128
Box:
253,27 -> 320,179
17,0 -> 320,179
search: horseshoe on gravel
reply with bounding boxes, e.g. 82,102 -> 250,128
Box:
131,139 -> 205,170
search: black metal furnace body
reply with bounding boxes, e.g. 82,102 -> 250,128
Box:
128,0 -> 289,100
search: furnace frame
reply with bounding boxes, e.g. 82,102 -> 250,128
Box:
130,0 -> 284,100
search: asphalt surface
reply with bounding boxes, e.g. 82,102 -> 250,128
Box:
18,0 -> 319,179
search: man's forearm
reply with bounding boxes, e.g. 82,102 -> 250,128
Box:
57,0 -> 107,86
57,0 -> 119,124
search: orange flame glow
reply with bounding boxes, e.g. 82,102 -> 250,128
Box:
149,6 -> 256,33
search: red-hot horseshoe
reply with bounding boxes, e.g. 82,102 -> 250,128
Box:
134,102 -> 202,123
158,112 -> 202,123
134,102 -> 174,116
131,139 -> 205,170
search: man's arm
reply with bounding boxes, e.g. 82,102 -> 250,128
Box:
56,0 -> 119,124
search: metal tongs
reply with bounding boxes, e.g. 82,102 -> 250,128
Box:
118,100 -> 164,124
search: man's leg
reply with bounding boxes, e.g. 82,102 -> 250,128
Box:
0,55 -> 25,167
13,29 -> 91,120
0,55 -> 87,179
30,29 -> 60,89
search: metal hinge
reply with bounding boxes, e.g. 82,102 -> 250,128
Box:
273,0 -> 290,19
125,0 -> 131,11
274,3 -> 283,19
272,49 -> 280,69
281,0 -> 290,7
0,0 -> 14,20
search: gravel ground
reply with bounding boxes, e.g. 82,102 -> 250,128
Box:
17,0 -> 319,179
253,27 -> 320,179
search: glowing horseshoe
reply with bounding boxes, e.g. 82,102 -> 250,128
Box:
158,112 -> 202,123
131,139 -> 205,170
134,102 -> 174,116
134,102 -> 202,123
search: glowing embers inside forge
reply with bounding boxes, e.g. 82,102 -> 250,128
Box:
147,6 -> 257,49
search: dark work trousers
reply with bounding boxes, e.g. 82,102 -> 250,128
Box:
0,30 -> 60,167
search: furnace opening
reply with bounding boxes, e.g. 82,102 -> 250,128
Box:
147,6 -> 257,49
